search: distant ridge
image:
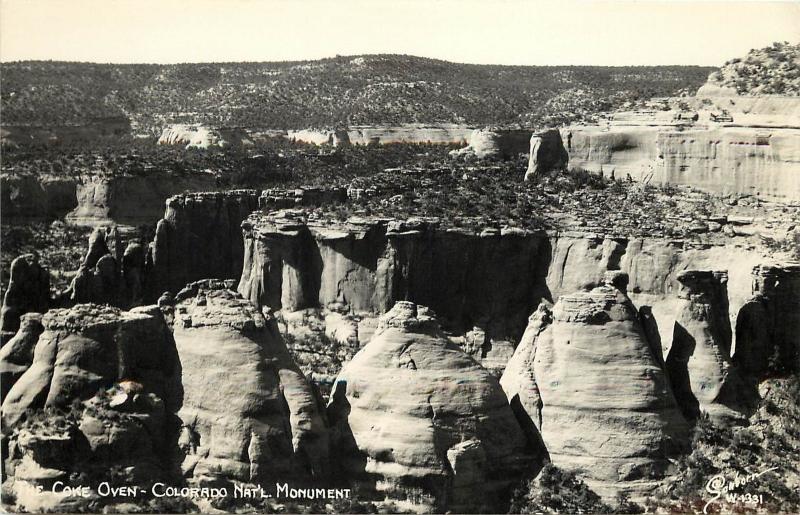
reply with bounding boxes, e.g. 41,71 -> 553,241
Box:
1,55 -> 711,132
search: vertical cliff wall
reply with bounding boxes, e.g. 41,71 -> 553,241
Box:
564,125 -> 800,200
146,190 -> 261,300
238,211 -> 771,370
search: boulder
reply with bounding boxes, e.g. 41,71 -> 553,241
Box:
509,273 -> 689,499
524,129 -> 569,181
0,254 -> 49,341
171,282 -> 329,484
666,270 -> 757,422
327,301 -> 538,512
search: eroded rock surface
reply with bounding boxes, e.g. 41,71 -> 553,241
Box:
734,263 -> 800,378
169,282 -> 329,484
1,304 -> 179,512
524,129 -> 569,181
326,301 -> 538,512
666,270 -> 757,422
0,254 -> 49,341
0,313 -> 44,399
506,273 -> 689,499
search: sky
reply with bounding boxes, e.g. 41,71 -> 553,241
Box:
1,0 -> 798,66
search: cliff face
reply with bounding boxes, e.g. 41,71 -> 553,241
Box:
0,172 -> 217,226
501,274 -> 689,500
326,301 -> 538,512
238,210 -> 770,370
146,190 -> 262,300
0,174 -> 78,220
564,100 -> 800,200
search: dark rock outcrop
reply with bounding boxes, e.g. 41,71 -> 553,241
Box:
734,263 -> 800,378
327,301 -> 538,512
0,254 -> 49,341
146,190 -> 261,300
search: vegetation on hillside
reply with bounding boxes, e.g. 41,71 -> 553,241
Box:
707,41 -> 800,95
1,56 -> 712,132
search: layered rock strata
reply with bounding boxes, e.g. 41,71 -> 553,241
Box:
501,273 -> 690,499
326,301 -> 538,512
168,282 -> 329,483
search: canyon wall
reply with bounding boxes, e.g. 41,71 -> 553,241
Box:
237,210 -> 772,367
564,94 -> 800,200
1,172 -> 217,226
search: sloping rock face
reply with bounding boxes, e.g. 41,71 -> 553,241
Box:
734,263 -> 800,378
0,313 -> 44,399
507,274 -> 689,499
168,281 -> 329,484
146,190 -> 261,300
524,129 -> 569,181
665,271 -> 757,422
326,302 -> 538,512
1,304 -> 179,512
0,254 -> 49,341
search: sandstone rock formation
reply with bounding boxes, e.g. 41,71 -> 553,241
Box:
0,254 -> 49,341
146,190 -> 261,300
0,313 -> 44,399
65,173 -> 218,227
563,98 -> 800,200
0,171 -> 216,226
524,129 -> 569,181
450,129 -> 532,159
665,270 -> 757,422
158,124 -> 226,148
326,301 -> 538,512
734,263 -> 800,378
169,281 -> 329,483
0,174 -> 77,220
239,208 -> 769,374
239,211 -> 550,369
2,303 -> 178,428
1,304 -> 179,512
504,273 -> 689,499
